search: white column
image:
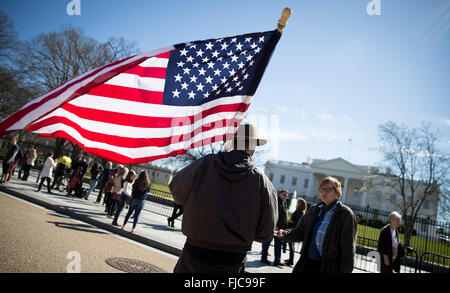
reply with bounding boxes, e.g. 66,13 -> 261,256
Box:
306,172 -> 314,197
361,180 -> 368,207
341,177 -> 349,204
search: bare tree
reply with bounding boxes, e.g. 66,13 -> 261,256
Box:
16,25 -> 140,159
376,121 -> 450,246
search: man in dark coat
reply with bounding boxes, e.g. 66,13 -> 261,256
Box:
169,123 -> 278,273
261,189 -> 289,266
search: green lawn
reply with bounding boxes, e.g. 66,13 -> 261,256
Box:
357,223 -> 450,258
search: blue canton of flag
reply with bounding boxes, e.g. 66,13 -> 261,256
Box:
163,30 -> 281,106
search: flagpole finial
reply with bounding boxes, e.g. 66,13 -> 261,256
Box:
277,7 -> 292,33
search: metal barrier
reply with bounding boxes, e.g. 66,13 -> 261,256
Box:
419,252 -> 450,273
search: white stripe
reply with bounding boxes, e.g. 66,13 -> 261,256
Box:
67,95 -> 252,118
139,57 -> 169,68
32,123 -> 239,159
5,46 -> 175,131
31,107 -> 245,139
105,73 -> 166,92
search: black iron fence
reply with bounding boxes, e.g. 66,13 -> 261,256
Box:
142,188 -> 450,273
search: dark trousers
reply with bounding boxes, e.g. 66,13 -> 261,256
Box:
21,164 -> 32,181
174,242 -> 246,273
261,236 -> 283,263
96,180 -> 107,203
169,204 -> 184,221
38,177 -> 51,193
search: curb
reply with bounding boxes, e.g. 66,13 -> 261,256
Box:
0,185 -> 183,257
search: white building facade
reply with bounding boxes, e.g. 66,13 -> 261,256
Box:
264,157 -> 438,221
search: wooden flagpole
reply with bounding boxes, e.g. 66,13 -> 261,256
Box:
277,7 -> 292,33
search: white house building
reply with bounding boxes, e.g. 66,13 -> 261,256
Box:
264,157 -> 438,221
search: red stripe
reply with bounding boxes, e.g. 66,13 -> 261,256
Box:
26,116 -> 242,148
36,130 -> 237,164
56,102 -> 250,128
86,84 -> 164,104
0,56 -> 134,135
123,66 -> 167,79
0,50 -> 173,135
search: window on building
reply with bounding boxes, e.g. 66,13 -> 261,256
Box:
280,175 -> 285,184
375,191 -> 381,200
353,191 -> 359,198
269,173 -> 274,181
423,200 -> 430,210
391,193 -> 397,202
303,178 -> 309,189
292,176 -> 297,186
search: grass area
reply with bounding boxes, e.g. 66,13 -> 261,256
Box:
357,223 -> 450,258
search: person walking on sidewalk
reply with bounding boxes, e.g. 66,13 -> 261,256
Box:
38,153 -> 57,194
1,136 -> 19,184
108,167 -> 129,218
112,170 -> 136,226
104,166 -> 121,214
167,202 -> 183,228
169,123 -> 278,273
96,162 -> 112,204
261,189 -> 289,267
21,146 -> 37,181
283,197 -> 307,266
121,170 -> 151,233
84,162 -> 103,200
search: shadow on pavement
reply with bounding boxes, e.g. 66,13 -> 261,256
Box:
46,221 -> 108,234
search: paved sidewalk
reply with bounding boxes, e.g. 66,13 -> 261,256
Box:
0,172 -> 303,273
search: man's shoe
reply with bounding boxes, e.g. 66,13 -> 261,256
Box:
260,259 -> 271,265
112,221 -> 120,226
283,259 -> 294,266
273,261 -> 284,267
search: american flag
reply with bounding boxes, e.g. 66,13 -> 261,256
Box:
0,30 -> 281,164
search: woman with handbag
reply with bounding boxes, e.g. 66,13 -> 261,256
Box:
112,170 -> 136,226
107,167 -> 129,218
122,170 -> 151,233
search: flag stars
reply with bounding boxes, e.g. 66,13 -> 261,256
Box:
245,37 -> 252,43
236,42 -> 243,51
203,92 -> 210,99
181,82 -> 189,90
205,75 -> 213,84
205,42 -> 214,50
196,83 -> 204,92
211,50 -> 219,58
179,48 -> 188,56
190,75 -> 198,83
188,90 -> 196,99
183,67 -> 191,75
174,74 -> 182,82
229,69 -> 236,77
213,68 -> 221,76
177,61 -> 185,67
196,49 -> 204,57
186,56 -> 194,63
250,43 -> 258,49
221,43 -> 229,51
172,89 -> 180,98
222,62 -> 230,69
258,36 -> 265,43
198,68 -> 206,76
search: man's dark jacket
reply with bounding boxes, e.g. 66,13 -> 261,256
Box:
169,150 -> 278,253
277,195 -> 288,230
283,200 -> 357,273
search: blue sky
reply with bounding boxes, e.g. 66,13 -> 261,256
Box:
1,0 -> 449,169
